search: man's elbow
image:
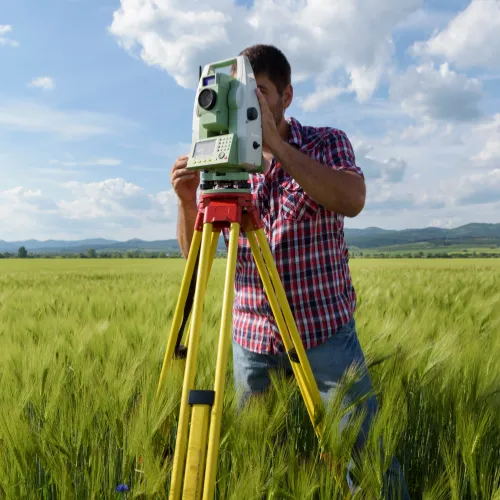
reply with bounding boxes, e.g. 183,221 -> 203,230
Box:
346,185 -> 366,218
345,201 -> 364,217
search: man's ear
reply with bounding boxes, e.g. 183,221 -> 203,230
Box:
283,84 -> 293,111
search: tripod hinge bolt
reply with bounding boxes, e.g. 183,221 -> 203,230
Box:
174,345 -> 188,359
288,348 -> 300,363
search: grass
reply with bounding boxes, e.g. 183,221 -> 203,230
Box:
0,258 -> 499,499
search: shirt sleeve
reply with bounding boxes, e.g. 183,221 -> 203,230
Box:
322,129 -> 364,179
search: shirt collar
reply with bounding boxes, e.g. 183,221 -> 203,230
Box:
285,116 -> 304,149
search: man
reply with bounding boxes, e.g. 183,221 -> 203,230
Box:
171,44 -> 410,498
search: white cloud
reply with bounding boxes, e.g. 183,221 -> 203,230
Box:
59,178 -> 176,221
0,179 -> 179,241
109,0 -> 422,102
389,62 -> 483,122
0,100 -> 137,140
364,183 -> 448,212
353,141 -> 408,183
1,186 -> 58,213
412,0 -> 500,70
400,121 -> 438,141
298,86 -> 350,112
29,77 -> 55,91
393,7 -> 455,33
349,198 -> 500,231
455,169 -> 500,206
150,189 -> 178,222
472,138 -> 500,164
470,114 -> 500,166
347,135 -> 455,214
0,25 -> 18,47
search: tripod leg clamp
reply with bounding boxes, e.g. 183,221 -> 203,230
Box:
188,390 -> 215,406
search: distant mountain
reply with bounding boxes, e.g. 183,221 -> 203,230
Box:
1,223 -> 499,254
0,238 -> 117,252
0,237 -> 227,254
343,227 -> 392,237
344,223 -> 500,249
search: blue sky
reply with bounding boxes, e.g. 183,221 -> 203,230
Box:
1,0 -> 499,241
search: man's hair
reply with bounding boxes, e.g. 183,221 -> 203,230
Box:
232,44 -> 291,95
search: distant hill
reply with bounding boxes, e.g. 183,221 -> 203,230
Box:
344,223 -> 500,249
1,223 -> 499,254
0,237 -> 227,254
0,238 -> 117,253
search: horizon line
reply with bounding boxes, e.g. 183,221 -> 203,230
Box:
1,221 -> 499,244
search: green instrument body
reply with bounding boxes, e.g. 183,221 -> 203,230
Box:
187,56 -> 265,193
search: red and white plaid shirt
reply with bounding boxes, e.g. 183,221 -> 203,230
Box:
222,116 -> 364,354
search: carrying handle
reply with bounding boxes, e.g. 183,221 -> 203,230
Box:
207,57 -> 237,72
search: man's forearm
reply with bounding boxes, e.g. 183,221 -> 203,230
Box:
275,142 -> 366,217
177,199 -> 198,259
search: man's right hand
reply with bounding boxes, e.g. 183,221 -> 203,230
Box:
171,154 -> 200,204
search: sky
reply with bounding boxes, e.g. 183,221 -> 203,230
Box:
1,0 -> 499,242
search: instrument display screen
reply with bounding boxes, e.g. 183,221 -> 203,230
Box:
193,140 -> 216,158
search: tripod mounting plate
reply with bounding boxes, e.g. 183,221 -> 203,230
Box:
199,169 -> 251,194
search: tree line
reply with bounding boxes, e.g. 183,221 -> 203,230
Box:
2,246 -> 499,260
0,247 -> 227,259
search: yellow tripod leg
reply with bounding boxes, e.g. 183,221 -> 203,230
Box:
247,229 -> 325,439
244,230 -> 317,424
202,221 -> 240,500
182,226 -> 223,500
182,228 -> 221,351
156,228 -> 203,399
169,222 -> 216,500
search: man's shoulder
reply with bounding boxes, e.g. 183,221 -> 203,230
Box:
288,116 -> 362,175
288,117 -> 352,150
302,123 -> 349,139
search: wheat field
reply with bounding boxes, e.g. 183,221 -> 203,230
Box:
0,258 -> 499,499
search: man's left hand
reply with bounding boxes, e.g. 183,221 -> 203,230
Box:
256,88 -> 283,157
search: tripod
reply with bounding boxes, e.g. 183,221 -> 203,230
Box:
155,189 -> 327,500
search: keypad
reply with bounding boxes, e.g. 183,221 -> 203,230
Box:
217,137 -> 231,151
216,136 -> 231,161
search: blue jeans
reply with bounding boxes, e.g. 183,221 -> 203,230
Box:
232,317 -> 410,499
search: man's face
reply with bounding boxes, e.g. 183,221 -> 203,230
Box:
255,74 -> 292,127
